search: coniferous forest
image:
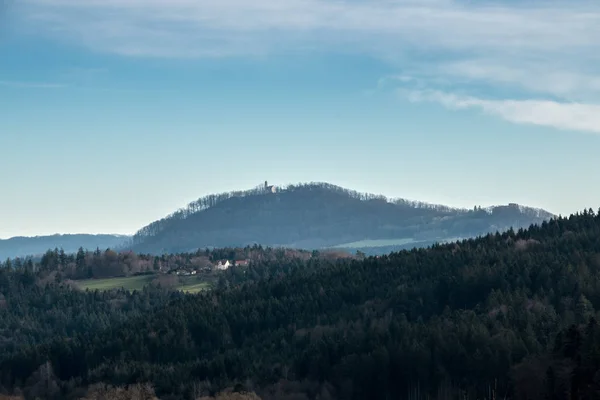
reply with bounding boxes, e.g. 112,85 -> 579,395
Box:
2,210 -> 600,399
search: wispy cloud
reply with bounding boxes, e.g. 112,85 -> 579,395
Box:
0,80 -> 65,89
19,0 -> 600,59
16,0 -> 600,134
407,89 -> 600,135
389,59 -> 600,102
382,54 -> 600,134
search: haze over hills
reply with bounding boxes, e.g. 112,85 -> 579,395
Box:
0,234 -> 131,260
130,182 -> 555,255
0,182 -> 555,259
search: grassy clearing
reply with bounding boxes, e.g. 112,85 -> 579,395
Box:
75,274 -> 212,293
76,275 -> 155,291
177,280 -> 211,293
332,238 -> 415,248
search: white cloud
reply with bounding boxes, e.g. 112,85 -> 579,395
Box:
433,60 -> 600,101
381,55 -> 600,134
14,0 -> 600,134
18,0 -> 600,59
407,89 -> 600,135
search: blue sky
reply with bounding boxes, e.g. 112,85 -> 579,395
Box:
1,0 -> 600,238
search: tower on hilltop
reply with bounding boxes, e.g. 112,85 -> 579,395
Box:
264,181 -> 277,194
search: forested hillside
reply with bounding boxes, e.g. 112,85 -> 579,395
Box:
131,182 -> 553,254
0,183 -> 552,259
18,245 -> 315,281
1,210 -> 599,399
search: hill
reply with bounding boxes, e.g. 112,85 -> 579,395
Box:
0,234 -> 131,260
2,210 -> 599,399
130,182 -> 554,254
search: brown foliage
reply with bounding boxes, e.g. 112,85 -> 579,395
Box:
514,238 -> 540,251
511,356 -> 550,400
152,274 -> 179,289
190,256 -> 213,269
258,379 -> 331,400
197,390 -> 262,400
80,383 -> 158,400
36,270 -> 59,286
318,250 -> 354,261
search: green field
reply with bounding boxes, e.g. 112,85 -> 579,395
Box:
76,274 -> 211,293
332,238 -> 416,248
176,280 -> 211,293
76,275 -> 155,291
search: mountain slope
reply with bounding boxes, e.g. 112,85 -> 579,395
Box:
131,182 -> 554,254
0,234 -> 131,260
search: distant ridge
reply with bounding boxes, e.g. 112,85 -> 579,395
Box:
2,183 -> 555,259
0,234 -> 131,260
130,182 -> 555,255
132,182 -> 468,244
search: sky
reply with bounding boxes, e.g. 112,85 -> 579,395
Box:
1,0 -> 600,238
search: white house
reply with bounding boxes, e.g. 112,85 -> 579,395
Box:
215,260 -> 231,270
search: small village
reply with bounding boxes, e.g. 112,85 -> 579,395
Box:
168,258 -> 251,276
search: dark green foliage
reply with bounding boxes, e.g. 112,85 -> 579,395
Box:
1,211 -> 600,399
131,182 -> 553,255
19,245 -> 313,282
0,268 -> 176,361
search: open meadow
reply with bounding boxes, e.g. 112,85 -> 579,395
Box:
332,238 -> 415,248
75,274 -> 211,293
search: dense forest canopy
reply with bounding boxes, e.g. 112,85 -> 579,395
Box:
5,245 -> 316,281
0,209 -> 599,399
131,182 -> 464,244
129,182 -> 554,255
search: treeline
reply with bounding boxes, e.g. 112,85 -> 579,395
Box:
129,182 -> 553,255
0,266 -> 178,363
0,211 -> 599,398
132,183 -> 271,243
284,183 -> 458,212
132,182 -> 469,244
2,245 -> 317,281
0,245 -> 320,360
